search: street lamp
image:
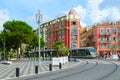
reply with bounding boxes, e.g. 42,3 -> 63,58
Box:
36,10 -> 42,63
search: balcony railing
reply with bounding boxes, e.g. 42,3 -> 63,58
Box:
100,41 -> 111,43
100,33 -> 110,36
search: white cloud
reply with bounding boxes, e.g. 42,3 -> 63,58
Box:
87,0 -> 120,23
63,5 -> 87,27
0,9 -> 10,31
75,5 -> 86,20
74,0 -> 120,25
89,8 -> 109,23
27,13 -> 52,30
80,21 -> 87,27
87,0 -> 104,9
109,7 -> 120,21
87,0 -> 106,23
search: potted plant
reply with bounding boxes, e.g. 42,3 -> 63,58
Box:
52,41 -> 69,65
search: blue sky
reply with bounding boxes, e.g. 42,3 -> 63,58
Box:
0,0 -> 120,31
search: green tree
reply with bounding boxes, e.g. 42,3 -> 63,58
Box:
29,33 -> 46,57
2,20 -> 34,59
40,38 -> 46,48
111,44 -> 117,54
52,41 -> 69,57
58,43 -> 69,56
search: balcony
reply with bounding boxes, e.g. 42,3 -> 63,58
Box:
86,39 -> 96,43
100,33 -> 110,36
87,33 -> 94,38
100,41 -> 111,43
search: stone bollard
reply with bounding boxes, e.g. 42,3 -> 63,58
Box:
16,68 -> 20,77
49,64 -> 52,71
35,66 -> 38,74
59,63 -> 62,69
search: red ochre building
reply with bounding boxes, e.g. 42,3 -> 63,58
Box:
41,8 -> 80,49
86,22 -> 120,55
39,8 -> 120,55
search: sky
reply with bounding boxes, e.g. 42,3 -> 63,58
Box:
0,0 -> 120,31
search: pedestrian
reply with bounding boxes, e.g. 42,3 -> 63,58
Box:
18,54 -> 21,61
100,53 -> 104,59
7,54 -> 10,61
0,55 -> 1,61
104,53 -> 107,59
118,53 -> 120,61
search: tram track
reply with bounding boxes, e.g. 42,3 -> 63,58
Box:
8,59 -> 119,80
96,60 -> 118,80
8,60 -> 89,80
51,60 -> 98,80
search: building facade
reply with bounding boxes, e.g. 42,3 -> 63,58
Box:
87,22 -> 120,55
80,27 -> 87,47
40,8 -> 80,49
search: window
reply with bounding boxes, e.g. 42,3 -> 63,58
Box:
61,36 -> 64,40
71,21 -> 77,26
71,42 -> 77,48
56,31 -> 59,36
71,35 -> 77,40
100,37 -> 104,42
106,28 -> 110,34
61,21 -> 65,27
113,36 -> 116,41
72,28 -> 77,34
100,44 -> 103,48
113,28 -> 117,34
56,24 -> 59,29
106,44 -> 110,48
59,30 -> 61,34
61,30 -> 64,34
100,28 -> 104,35
106,37 -> 110,42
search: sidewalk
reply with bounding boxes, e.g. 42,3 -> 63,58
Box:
0,59 -> 80,80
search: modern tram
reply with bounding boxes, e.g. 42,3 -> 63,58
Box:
69,47 -> 97,58
38,47 -> 97,59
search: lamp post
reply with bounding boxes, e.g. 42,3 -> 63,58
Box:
36,10 -> 42,63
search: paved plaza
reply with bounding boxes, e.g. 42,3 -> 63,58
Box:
0,58 -> 79,80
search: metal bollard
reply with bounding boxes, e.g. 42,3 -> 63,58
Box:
68,56 -> 70,62
59,63 -> 62,69
35,66 -> 38,74
49,64 -> 52,71
74,58 -> 76,62
16,68 -> 20,77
